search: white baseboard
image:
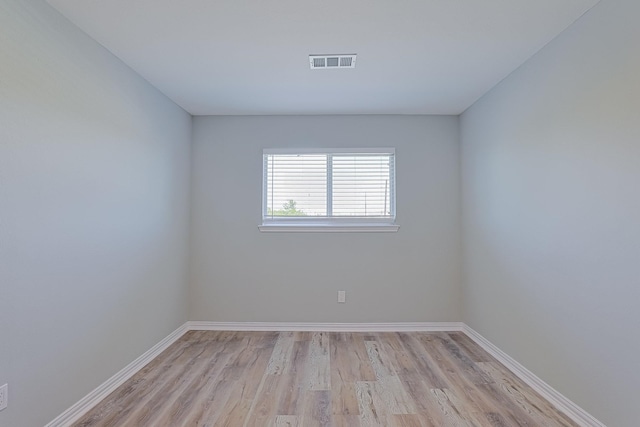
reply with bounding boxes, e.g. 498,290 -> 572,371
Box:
462,324 -> 606,427
187,321 -> 464,332
46,321 -> 604,427
45,323 -> 189,427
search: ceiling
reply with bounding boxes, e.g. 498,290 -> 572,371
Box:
46,0 -> 599,116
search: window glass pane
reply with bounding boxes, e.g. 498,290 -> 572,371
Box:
332,155 -> 393,217
265,154 -> 327,217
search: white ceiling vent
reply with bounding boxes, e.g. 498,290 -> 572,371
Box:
309,54 -> 357,69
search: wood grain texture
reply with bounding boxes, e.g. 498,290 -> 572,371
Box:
72,331 -> 579,427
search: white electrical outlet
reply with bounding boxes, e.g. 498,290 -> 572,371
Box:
337,290 -> 346,303
0,383 -> 7,411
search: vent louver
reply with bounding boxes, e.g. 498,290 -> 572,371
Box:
309,54 -> 357,69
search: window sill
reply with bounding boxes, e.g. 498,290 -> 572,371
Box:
258,223 -> 400,233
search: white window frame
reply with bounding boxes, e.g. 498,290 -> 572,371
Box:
259,148 -> 399,233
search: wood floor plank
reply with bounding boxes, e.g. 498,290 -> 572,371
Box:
398,379 -> 447,427
176,378 -> 235,427
155,350 -> 234,426
330,381 -> 359,416
242,374 -> 287,427
355,381 -> 388,426
274,415 -> 299,427
389,413 -> 427,427
267,332 -> 295,375
376,375 -> 417,415
301,390 -> 332,427
426,335 -> 541,426
329,332 -> 376,382
477,361 -> 578,427
434,333 -> 493,385
332,414 -> 362,427
72,331 -> 580,427
430,388 -> 475,427
120,333 -> 228,427
72,334 -> 193,427
448,332 -> 494,363
378,332 -> 423,379
154,333 -> 248,427
273,340 -> 308,416
305,332 -> 331,391
365,339 -> 398,379
396,332 -> 450,389
216,345 -> 274,427
364,337 -> 418,415
182,340 -> 274,426
329,332 -> 373,416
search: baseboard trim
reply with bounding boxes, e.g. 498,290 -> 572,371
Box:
461,325 -> 606,427
45,323 -> 189,427
187,321 -> 464,332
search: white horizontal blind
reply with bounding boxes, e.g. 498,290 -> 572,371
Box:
264,154 -> 327,217
332,154 -> 394,217
263,149 -> 395,221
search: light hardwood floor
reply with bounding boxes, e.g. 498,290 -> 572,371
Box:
73,331 -> 578,426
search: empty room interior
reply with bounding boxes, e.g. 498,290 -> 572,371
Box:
1,0 -> 638,426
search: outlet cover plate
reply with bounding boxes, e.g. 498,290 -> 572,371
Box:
338,290 -> 346,303
0,383 -> 7,411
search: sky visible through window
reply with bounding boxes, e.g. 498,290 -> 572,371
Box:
265,153 -> 393,218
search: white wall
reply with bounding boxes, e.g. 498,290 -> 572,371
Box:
190,115 -> 462,323
0,1 -> 191,426
460,0 -> 640,425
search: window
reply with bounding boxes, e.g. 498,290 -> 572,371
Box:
260,148 -> 398,232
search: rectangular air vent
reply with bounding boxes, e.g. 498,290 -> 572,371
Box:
309,54 -> 357,69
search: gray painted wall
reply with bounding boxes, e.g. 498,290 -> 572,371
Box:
190,115 -> 462,323
0,1 -> 191,426
460,0 -> 640,425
